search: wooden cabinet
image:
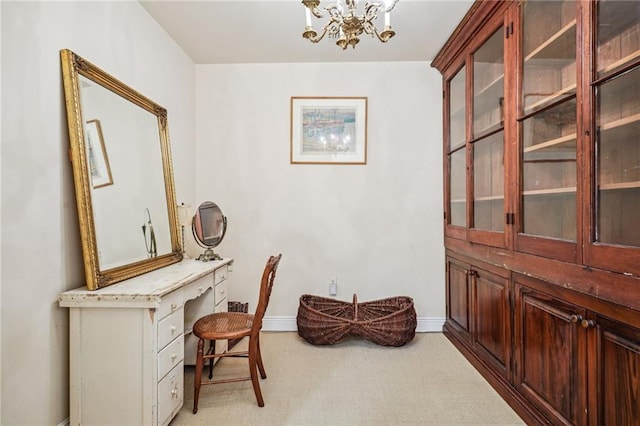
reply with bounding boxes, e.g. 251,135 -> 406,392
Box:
514,275 -> 640,426
446,255 -> 511,380
59,259 -> 232,426
514,277 -> 587,425
591,315 -> 640,425
434,1 -> 640,424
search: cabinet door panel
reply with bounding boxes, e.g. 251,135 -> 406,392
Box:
446,258 -> 470,338
473,268 -> 510,377
586,0 -> 640,276
594,316 -> 640,425
514,282 -> 585,425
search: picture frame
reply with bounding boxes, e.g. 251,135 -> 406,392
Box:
85,119 -> 113,188
290,97 -> 367,165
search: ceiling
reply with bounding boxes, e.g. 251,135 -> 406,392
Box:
139,0 -> 473,64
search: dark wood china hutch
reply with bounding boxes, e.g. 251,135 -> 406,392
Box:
432,1 -> 640,424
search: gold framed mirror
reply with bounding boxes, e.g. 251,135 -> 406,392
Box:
60,49 -> 182,290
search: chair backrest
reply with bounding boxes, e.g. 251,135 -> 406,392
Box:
251,254 -> 282,334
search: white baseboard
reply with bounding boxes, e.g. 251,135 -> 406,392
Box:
262,316 -> 445,333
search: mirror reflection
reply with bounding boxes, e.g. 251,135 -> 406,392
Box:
80,75 -> 172,269
192,201 -> 227,261
61,49 -> 182,290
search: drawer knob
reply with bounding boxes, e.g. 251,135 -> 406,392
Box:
170,326 -> 177,333
171,353 -> 177,360
171,386 -> 178,397
569,314 -> 583,323
581,319 -> 596,329
171,303 -> 178,311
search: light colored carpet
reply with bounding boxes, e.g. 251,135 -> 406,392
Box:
171,332 -> 525,426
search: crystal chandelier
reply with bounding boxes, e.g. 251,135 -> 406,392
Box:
302,0 -> 399,50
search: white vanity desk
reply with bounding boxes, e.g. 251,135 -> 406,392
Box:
59,258 -> 233,426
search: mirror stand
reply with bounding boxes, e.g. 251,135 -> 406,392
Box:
196,248 -> 222,262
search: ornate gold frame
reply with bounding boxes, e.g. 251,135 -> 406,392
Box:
60,49 -> 182,290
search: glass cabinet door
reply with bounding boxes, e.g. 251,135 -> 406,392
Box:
448,66 -> 467,232
470,25 -> 506,247
587,0 -> 640,274
516,0 -> 578,261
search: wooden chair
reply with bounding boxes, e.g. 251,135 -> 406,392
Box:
192,254 -> 282,412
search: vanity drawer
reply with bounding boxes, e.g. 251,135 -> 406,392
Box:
183,273 -> 214,301
214,281 -> 227,307
158,334 -> 184,380
214,265 -> 228,285
158,307 -> 184,351
158,362 -> 183,426
215,296 -> 228,313
158,289 -> 184,320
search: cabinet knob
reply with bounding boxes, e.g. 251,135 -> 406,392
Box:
171,353 -> 177,360
171,386 -> 178,397
170,325 -> 177,333
171,303 -> 178,311
570,314 -> 583,323
581,319 -> 596,329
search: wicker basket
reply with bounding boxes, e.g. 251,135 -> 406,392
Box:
296,294 -> 417,346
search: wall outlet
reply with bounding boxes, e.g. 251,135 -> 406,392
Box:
329,278 -> 337,296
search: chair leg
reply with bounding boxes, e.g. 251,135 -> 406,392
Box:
193,338 -> 204,414
248,338 -> 265,407
256,335 -> 267,379
208,340 -> 216,379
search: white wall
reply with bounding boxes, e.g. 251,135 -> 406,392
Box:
194,62 -> 445,328
0,2 -> 195,424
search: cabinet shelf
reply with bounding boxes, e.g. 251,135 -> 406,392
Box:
599,181 -> 640,191
474,122 -> 504,139
451,198 -> 467,204
451,104 -> 465,118
600,112 -> 640,134
524,133 -> 577,153
451,139 -> 466,151
475,194 -> 504,202
475,73 -> 505,101
525,19 -> 576,62
599,49 -> 640,75
524,83 -> 576,115
523,186 -> 576,196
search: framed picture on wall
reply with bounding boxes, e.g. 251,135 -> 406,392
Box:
290,97 -> 367,165
85,119 -> 113,188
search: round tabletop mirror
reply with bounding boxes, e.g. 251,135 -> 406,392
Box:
192,201 -> 227,261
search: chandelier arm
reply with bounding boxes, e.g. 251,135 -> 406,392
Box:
310,5 -> 326,19
305,26 -> 330,43
372,25 -> 396,43
302,0 -> 327,18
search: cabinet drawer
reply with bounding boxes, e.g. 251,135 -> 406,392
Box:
158,307 -> 184,351
215,297 -> 228,313
214,265 -> 228,285
159,289 -> 184,320
158,361 -> 183,426
158,334 -> 184,380
214,281 -> 227,307
183,273 -> 214,301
